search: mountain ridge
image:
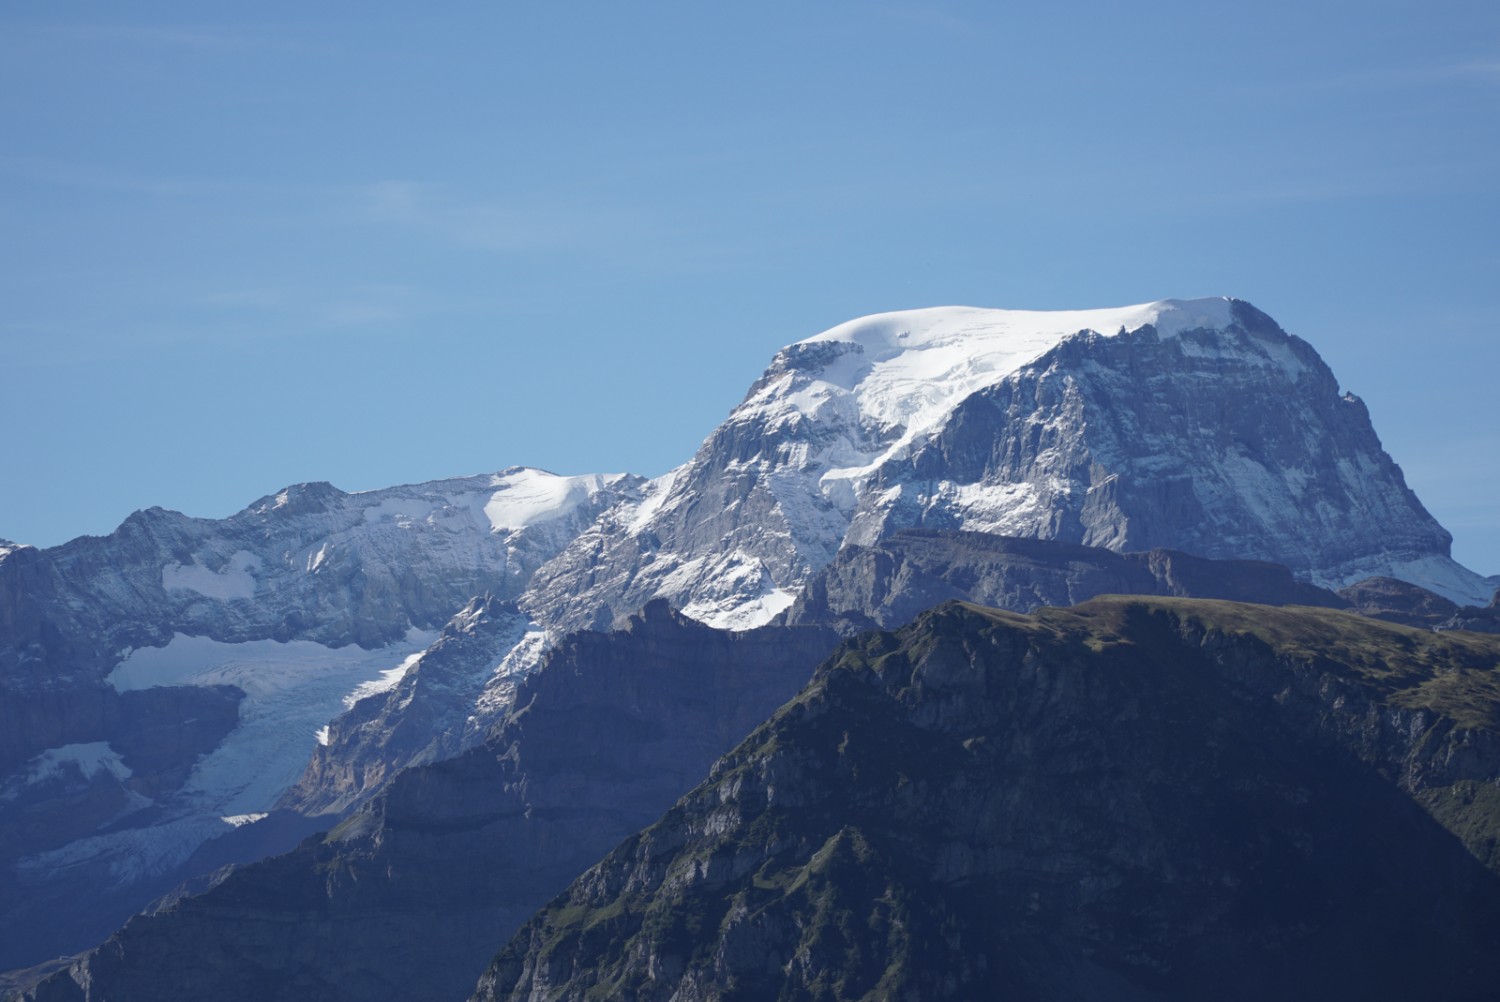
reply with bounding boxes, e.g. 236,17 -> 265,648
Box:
480,597 -> 1500,1001
2,295 -> 1493,988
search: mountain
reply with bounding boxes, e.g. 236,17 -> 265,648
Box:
16,607 -> 841,1002
482,598 -> 1500,1001
525,298 -> 1488,637
0,469 -> 637,972
10,537 -> 1410,1002
3,295 -> 1492,987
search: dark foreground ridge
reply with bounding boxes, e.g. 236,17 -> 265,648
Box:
16,608 -> 839,1002
482,598 -> 1500,1001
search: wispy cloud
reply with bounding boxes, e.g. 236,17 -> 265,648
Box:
353,180 -> 660,256
5,281 -> 438,370
191,282 -> 432,333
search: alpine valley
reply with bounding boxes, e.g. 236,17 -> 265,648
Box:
4,298 -> 1498,1001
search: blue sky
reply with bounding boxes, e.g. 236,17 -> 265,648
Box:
3,1 -> 1497,574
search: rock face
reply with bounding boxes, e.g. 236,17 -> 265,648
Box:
18,607 -> 841,1002
279,595 -> 535,817
482,599 -> 1500,1002
1438,587 -> 1500,634
875,304 -> 1457,591
1338,575 -> 1460,628
783,528 -> 1346,634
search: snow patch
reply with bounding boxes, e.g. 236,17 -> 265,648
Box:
471,625 -> 549,728
221,812 -> 267,827
949,481 -> 1047,536
22,742 -> 133,786
17,814 -> 245,890
307,542 -> 331,573
780,299 -> 1239,439
343,649 -> 424,709
683,587 -> 797,631
361,496 -> 438,525
627,467 -> 686,534
481,469 -> 627,532
676,551 -> 797,630
162,550 -> 260,600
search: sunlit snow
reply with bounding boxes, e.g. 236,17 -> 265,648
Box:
18,742 -> 133,787
109,630 -> 435,815
18,630 -> 437,888
743,299 -> 1249,494
343,649 -> 425,709
482,469 -> 629,532
161,549 -> 261,600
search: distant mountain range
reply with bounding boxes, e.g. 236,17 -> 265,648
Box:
5,298 -> 1497,1000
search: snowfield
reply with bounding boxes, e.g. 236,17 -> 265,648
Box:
109,631 -> 436,815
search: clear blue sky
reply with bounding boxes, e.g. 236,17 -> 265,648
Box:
3,1 -> 1497,575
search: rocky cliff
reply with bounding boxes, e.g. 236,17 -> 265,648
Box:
482,598 -> 1500,1001
782,528 -> 1346,634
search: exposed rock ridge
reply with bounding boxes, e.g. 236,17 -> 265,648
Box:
783,528 -> 1347,634
480,598 -> 1500,1001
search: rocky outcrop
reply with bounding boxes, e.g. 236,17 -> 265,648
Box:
17,607 -> 840,1002
783,529 -> 1346,633
1438,586 -> 1500,634
1338,575 -> 1459,628
483,599 -> 1500,1001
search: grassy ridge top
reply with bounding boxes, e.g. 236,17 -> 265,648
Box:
956,595 -> 1500,728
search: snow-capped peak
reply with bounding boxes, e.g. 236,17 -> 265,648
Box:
777,297 -> 1238,434
729,298 -> 1245,499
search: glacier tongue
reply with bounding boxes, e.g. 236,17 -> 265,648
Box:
109,630 -> 436,818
